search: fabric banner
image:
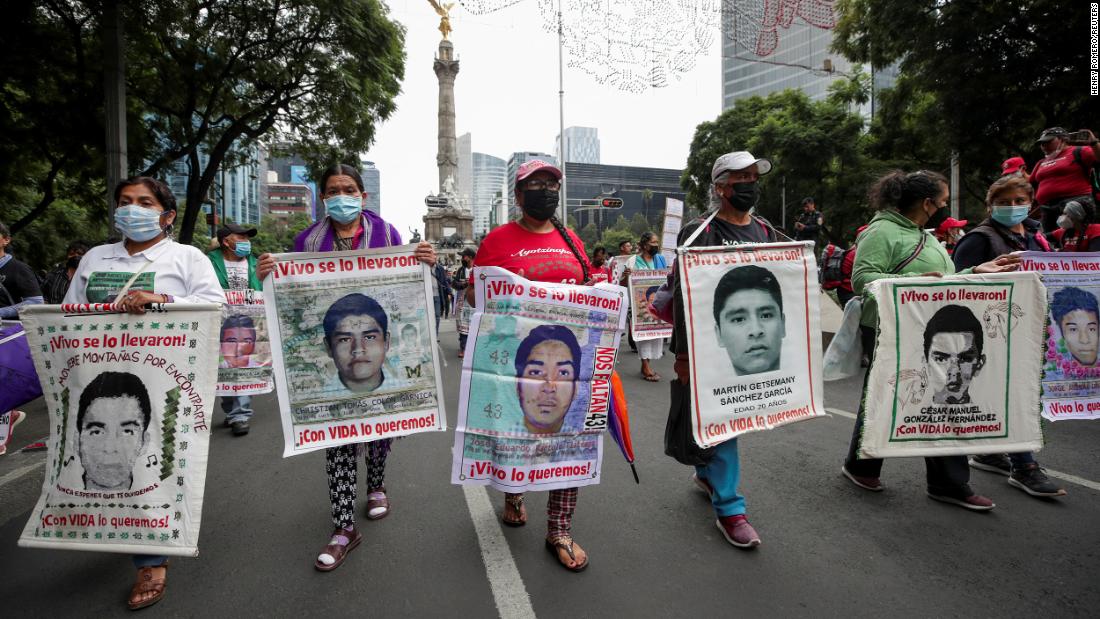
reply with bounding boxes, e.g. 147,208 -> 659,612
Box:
678,242 -> 825,448
451,267 -> 627,492
859,272 -> 1046,458
17,303 -> 220,556
0,321 -> 42,412
263,246 -> 445,457
215,289 -> 273,396
628,268 -> 672,341
1019,252 -> 1100,420
661,197 -> 684,264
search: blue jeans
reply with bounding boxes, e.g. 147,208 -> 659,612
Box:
694,438 -> 745,517
221,395 -> 252,423
133,554 -> 167,568
433,297 -> 442,332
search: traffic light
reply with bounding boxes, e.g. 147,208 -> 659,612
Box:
600,197 -> 623,209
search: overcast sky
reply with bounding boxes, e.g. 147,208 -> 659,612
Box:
366,1 -> 722,239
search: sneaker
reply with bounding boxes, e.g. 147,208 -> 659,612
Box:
926,491 -> 995,511
0,410 -> 27,456
230,420 -> 250,436
841,465 -> 884,492
20,437 -> 49,452
1008,463 -> 1066,498
969,454 -> 1011,476
716,515 -> 760,549
692,474 -> 714,498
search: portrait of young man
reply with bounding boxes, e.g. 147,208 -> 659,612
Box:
322,293 -> 392,394
1051,286 -> 1099,368
712,265 -> 786,376
921,305 -> 986,405
513,325 -> 582,435
219,314 -> 260,369
75,371 -> 153,492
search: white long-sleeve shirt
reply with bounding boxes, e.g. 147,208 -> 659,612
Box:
63,238 -> 225,305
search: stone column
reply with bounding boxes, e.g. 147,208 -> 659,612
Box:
434,40 -> 460,193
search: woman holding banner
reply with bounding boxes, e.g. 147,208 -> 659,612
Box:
840,170 -> 1020,512
950,175 -> 1066,498
62,177 -> 224,610
624,231 -> 667,381
465,159 -> 594,572
257,164 -> 437,572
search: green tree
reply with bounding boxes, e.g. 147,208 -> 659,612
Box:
833,0 -> 1099,205
577,222 -> 599,250
130,0 -> 406,243
682,89 -> 874,244
629,213 -> 650,237
601,229 -> 634,255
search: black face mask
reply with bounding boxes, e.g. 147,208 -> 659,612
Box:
522,189 -> 559,221
925,203 -> 948,229
645,245 -> 658,256
726,182 -> 758,212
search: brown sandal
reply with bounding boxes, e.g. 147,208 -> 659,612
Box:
502,493 -> 527,527
315,527 -> 362,572
127,562 -> 168,610
545,534 -> 589,572
366,487 -> 390,520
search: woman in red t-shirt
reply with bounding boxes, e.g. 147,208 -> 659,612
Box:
466,159 -> 593,572
1030,127 -> 1100,231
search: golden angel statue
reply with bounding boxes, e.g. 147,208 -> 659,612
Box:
427,0 -> 456,40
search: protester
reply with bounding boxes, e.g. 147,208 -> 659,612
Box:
62,176 -> 224,610
452,247 -> 475,357
669,150 -> 783,549
840,170 -> 1019,512
1030,127 -> 1100,231
617,239 -> 633,256
793,197 -> 823,244
1049,199 -> 1100,251
951,175 -> 1065,498
465,159 -> 593,571
41,240 -> 91,304
207,223 -> 260,436
1001,156 -> 1028,177
622,231 -> 667,381
614,240 -> 639,353
0,222 -> 44,318
257,163 -> 436,572
590,246 -> 611,283
933,217 -> 967,255
431,260 -> 450,334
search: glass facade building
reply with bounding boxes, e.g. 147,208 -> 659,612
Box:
564,162 -> 686,235
360,159 -> 381,216
555,126 -> 601,164
471,152 -> 506,236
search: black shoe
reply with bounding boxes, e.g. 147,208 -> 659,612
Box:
230,420 -> 250,436
969,454 -> 1011,476
1008,463 -> 1066,497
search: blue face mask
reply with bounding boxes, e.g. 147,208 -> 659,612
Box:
115,204 -> 165,242
234,240 -> 252,257
991,204 -> 1030,227
324,195 -> 363,224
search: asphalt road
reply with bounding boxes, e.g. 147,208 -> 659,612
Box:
2,320 -> 1099,618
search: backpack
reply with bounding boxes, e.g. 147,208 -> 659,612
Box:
1071,147 -> 1100,201
819,243 -> 850,290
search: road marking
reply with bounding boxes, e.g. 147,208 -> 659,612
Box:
462,485 -> 536,619
0,458 -> 45,489
824,408 -> 1100,492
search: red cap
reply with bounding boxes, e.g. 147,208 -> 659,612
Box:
1001,156 -> 1027,176
935,217 -> 967,236
515,159 -> 562,185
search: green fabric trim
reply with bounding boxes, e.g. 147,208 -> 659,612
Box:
207,248 -> 260,290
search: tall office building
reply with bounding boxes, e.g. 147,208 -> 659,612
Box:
360,159 -> 381,216
721,8 -> 850,109
162,141 -> 263,226
564,162 -> 685,234
456,133 -> 473,200
470,152 -> 506,236
506,151 -> 557,220
555,126 -> 601,164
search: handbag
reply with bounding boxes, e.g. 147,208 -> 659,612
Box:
664,378 -> 714,465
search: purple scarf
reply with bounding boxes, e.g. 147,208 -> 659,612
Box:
293,210 -> 402,253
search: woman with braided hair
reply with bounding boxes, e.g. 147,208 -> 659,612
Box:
464,159 -> 594,571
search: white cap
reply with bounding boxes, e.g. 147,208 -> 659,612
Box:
711,151 -> 772,182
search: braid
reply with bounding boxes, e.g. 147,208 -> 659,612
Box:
549,215 -> 591,283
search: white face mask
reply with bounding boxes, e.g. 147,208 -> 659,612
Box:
115,205 -> 165,242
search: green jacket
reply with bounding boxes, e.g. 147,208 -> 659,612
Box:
207,248 -> 261,290
853,209 -> 971,328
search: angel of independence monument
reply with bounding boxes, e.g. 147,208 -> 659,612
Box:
423,3 -> 473,266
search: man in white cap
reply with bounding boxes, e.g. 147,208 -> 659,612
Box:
667,151 -> 779,549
